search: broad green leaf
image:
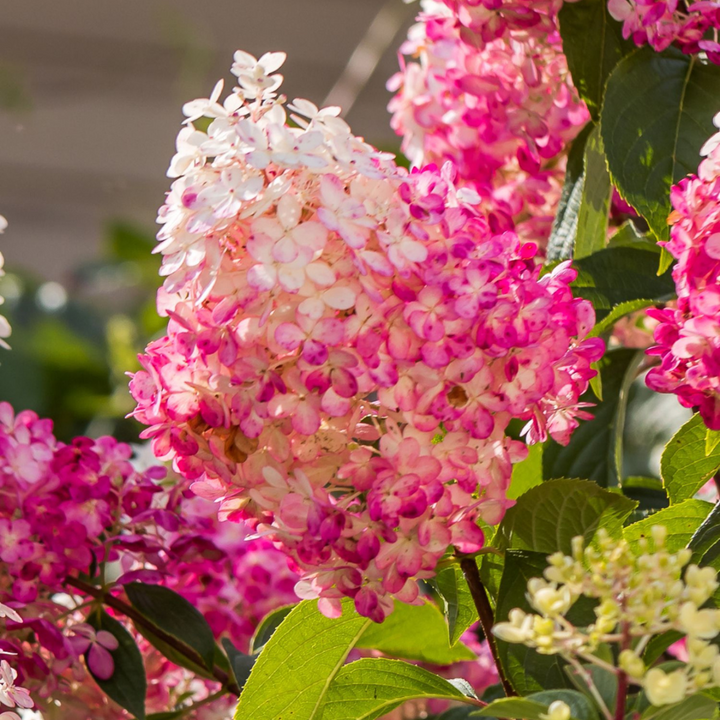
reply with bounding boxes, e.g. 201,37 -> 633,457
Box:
658,246 -> 675,275
494,550 -> 573,693
642,630 -> 684,666
571,247 -> 674,321
479,550 -> 504,605
473,698 -> 550,720
507,443 -> 543,500
125,582 -> 216,672
588,299 -> 657,339
222,638 -> 255,690
235,599 -> 371,720
661,413 -> 720,504
475,690 -> 596,720
87,609 -> 147,720
624,499 -> 712,553
706,427 -> 720,456
642,693 -> 717,720
495,478 -> 636,554
601,47 -> 720,241
575,126 -> 612,259
558,0 -> 635,118
607,220 -> 660,252
548,124 -> 593,261
435,565 -> 478,647
437,708 -> 480,720
543,349 -> 644,487
357,600 -> 474,664
689,502 -> 720,562
322,658 -> 471,720
622,476 -> 669,513
565,664 -> 617,715
250,604 -> 295,654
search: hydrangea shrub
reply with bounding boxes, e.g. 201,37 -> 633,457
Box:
2,1 -> 720,719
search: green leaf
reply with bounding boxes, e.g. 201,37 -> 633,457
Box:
622,476 -> 669,513
643,693 -> 718,720
608,220 -> 660,252
558,0 -> 635,118
249,604 -> 295,654
87,609 -> 147,720
642,630 -> 684,666
357,600 -> 474,664
435,565 -> 478,647
588,299 -> 657,338
494,550 -> 573,694
222,638 -> 255,690
623,499 -> 713,553
543,349 -> 644,487
658,246 -> 675,275
661,413 -> 720,504
689,502 -> 720,563
571,247 -> 675,322
321,658 -> 471,720
575,126 -> 612,259
235,599 -> 371,720
565,663 -> 617,714
601,47 -> 720,241
495,478 -> 637,554
507,443 -> 543,500
706,427 -> 720,456
548,124 -> 593,261
125,582 -> 216,672
475,690 -> 597,720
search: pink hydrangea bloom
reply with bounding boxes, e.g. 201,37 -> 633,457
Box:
646,113 -> 720,429
604,0 -> 720,61
387,0 -> 590,244
130,51 -> 604,622
0,401 -> 299,716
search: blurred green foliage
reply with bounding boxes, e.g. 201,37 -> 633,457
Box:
0,221 -> 164,442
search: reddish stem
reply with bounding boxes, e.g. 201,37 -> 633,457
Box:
460,557 -> 516,697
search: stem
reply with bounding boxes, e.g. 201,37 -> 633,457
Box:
65,575 -> 240,696
460,557 -> 515,697
567,655 -> 613,720
615,622 -> 630,720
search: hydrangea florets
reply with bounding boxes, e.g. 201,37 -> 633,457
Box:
646,113 -> 720,429
604,0 -> 720,62
493,526 -> 720,710
387,0 -> 590,243
130,50 -> 604,622
0,402 -> 298,716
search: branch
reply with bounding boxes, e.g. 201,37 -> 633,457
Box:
65,575 -> 240,696
460,557 -> 516,697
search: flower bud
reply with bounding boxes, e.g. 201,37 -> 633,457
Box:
493,608 -> 534,644
619,649 -> 644,679
678,602 -> 720,639
644,668 -> 688,707
539,700 -> 571,720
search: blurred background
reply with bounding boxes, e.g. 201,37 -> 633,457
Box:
0,0 -> 414,441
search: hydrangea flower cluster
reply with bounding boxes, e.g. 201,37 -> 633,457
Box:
0,402 -> 298,716
130,50 -> 603,622
493,526 -> 720,712
387,0 -> 590,243
605,0 -> 720,62
646,114 -> 720,429
1,602 -> 32,720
